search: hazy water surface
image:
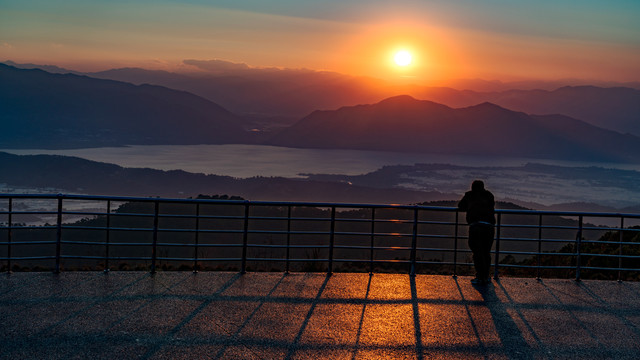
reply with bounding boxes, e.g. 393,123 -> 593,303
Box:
5,144 -> 640,178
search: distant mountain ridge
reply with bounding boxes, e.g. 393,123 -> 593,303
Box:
82,62 -> 640,137
5,60 -> 639,136
87,66 -> 389,119
0,64 -> 247,148
460,86 -> 640,136
268,95 -> 640,163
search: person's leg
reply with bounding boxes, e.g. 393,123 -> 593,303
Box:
468,225 -> 483,279
480,226 -> 495,281
469,224 -> 494,284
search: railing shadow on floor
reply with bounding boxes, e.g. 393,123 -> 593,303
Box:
3,273 -> 640,359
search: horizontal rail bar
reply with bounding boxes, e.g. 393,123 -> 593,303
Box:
0,193 -> 637,218
1,193 -> 639,280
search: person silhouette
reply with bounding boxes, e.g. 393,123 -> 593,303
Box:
458,180 -> 496,285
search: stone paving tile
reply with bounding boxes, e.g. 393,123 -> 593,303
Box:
318,273 -> 371,300
67,272 -> 151,297
628,315 -> 640,330
413,274 -> 464,301
218,345 -> 288,359
297,303 -> 362,345
516,308 -> 597,347
167,272 -> 241,296
366,274 -> 412,301
571,312 -> 640,348
579,280 -> 640,308
51,299 -> 148,334
0,303 -> 30,326
289,348 -> 354,359
176,300 -> 262,337
1,341 -> 150,360
420,350 -> 509,360
148,344 -> 225,360
268,272 -> 328,299
219,272 -> 285,298
353,347 -> 418,360
503,307 -> 543,350
236,302 -> 312,343
2,301 -> 88,337
358,304 -> 415,347
0,272 -> 51,299
108,298 -> 202,336
492,277 -> 547,304
419,303 -> 487,347
1,272 -> 97,299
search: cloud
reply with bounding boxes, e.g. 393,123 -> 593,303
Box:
183,59 -> 250,74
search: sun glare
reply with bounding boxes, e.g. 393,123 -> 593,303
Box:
394,50 -> 412,67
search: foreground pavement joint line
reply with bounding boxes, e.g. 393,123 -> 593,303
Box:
1,272 -> 640,359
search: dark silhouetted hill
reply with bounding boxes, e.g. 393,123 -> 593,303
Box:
477,86 -> 640,136
2,60 -> 83,75
388,85 -> 640,136
268,95 -> 640,163
0,64 -> 247,148
0,152 -> 450,203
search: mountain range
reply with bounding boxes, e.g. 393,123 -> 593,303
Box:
0,64 -> 246,148
269,95 -> 640,163
7,60 -> 639,136
67,61 -> 640,137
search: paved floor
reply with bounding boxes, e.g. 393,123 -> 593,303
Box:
1,272 -> 639,359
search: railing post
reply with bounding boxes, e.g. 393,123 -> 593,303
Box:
285,205 -> 291,274
410,207 -> 418,276
7,198 -> 12,273
453,210 -> 459,278
55,195 -> 63,274
618,217 -> 624,282
370,208 -> 375,274
493,213 -> 501,279
328,206 -> 336,274
150,200 -> 159,274
536,214 -> 542,280
104,200 -> 111,272
241,202 -> 249,274
193,203 -> 200,273
575,215 -> 583,282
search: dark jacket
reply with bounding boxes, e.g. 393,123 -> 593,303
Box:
458,189 -> 496,225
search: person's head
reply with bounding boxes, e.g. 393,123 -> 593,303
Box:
471,180 -> 485,191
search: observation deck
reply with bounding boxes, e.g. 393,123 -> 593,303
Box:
1,194 -> 639,358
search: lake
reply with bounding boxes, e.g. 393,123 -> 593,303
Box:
4,144 -> 640,178
2,145 -> 640,224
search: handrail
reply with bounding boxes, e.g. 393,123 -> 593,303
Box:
0,194 -> 639,280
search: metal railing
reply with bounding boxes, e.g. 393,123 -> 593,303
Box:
1,194 -> 639,280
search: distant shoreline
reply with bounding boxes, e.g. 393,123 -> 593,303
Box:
3,144 -> 640,179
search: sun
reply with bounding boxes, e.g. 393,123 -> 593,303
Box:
394,50 -> 412,67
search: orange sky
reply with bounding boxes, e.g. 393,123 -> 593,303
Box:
2,1 -> 639,84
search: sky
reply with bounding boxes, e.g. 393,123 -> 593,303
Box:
1,0 -> 639,84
